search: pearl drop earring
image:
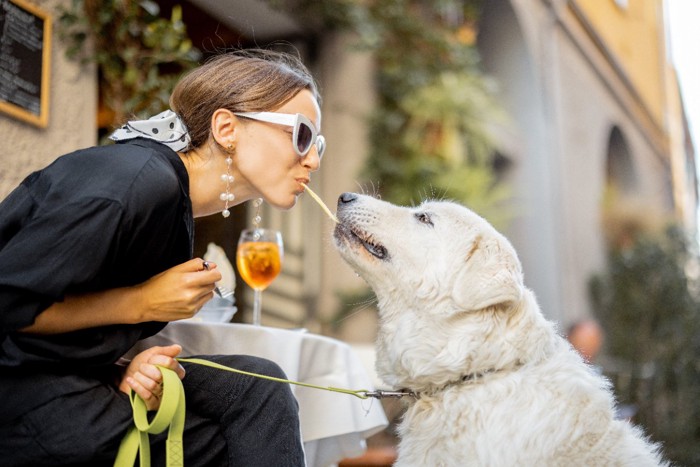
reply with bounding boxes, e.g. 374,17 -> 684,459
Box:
220,145 -> 235,218
252,197 -> 263,227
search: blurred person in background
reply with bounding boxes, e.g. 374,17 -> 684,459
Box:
567,319 -> 604,364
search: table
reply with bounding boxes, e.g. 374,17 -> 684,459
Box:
129,321 -> 388,467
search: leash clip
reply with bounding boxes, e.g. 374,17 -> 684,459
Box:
363,389 -> 417,399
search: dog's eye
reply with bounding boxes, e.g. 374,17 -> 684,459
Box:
414,212 -> 433,226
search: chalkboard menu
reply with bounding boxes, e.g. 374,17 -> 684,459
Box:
0,0 -> 51,127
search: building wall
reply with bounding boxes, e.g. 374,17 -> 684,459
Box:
477,0 -> 564,323
474,0 -> 682,327
575,0 -> 667,133
554,16 -> 670,324
664,47 -> 698,228
0,0 -> 97,200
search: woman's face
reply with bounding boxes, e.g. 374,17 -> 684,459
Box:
235,89 -> 322,210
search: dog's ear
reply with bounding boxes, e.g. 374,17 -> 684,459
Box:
451,235 -> 523,311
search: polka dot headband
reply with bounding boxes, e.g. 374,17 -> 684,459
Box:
109,110 -> 191,152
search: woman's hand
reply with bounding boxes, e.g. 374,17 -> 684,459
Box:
135,258 -> 222,322
119,344 -> 186,411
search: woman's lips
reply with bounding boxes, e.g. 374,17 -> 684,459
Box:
296,178 -> 310,193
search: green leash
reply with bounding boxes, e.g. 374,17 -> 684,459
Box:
114,364 -> 185,467
179,357 -> 372,398
113,357 -> 373,467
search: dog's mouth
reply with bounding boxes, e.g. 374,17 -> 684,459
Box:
334,223 -> 388,260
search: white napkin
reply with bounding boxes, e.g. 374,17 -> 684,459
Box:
203,242 -> 236,293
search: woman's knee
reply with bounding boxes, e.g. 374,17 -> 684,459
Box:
241,355 -> 286,379
188,354 -> 292,400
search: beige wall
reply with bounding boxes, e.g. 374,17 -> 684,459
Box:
1,0 -> 96,200
476,0 -> 685,327
666,65 -> 697,228
575,0 -> 667,131
567,0 -> 696,223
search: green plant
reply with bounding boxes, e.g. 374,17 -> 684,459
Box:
589,226 -> 700,464
58,0 -> 200,127
369,69 -> 510,224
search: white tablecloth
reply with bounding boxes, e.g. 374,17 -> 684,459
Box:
129,321 -> 388,467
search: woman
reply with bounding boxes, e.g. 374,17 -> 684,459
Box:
0,49 -> 324,466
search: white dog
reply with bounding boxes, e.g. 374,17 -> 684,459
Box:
332,193 -> 667,467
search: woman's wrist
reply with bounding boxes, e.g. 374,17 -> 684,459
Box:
119,284 -> 148,324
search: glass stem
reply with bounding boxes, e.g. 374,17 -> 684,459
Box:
253,289 -> 262,326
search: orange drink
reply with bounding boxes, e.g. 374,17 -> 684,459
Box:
236,241 -> 282,291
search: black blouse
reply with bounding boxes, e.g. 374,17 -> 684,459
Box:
0,138 -> 193,419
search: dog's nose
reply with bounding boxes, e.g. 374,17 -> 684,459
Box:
338,192 -> 358,206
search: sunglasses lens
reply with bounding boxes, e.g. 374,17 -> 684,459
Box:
316,135 -> 326,159
296,123 -> 313,155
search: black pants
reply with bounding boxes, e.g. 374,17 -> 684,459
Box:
0,355 -> 306,466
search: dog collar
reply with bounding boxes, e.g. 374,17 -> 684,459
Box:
363,389 -> 418,399
415,368 -> 507,399
461,368 -> 498,383
362,372 -> 495,400
366,366 -> 518,400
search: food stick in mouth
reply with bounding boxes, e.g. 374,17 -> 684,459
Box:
301,183 -> 339,224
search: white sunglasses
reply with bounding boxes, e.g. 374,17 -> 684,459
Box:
234,112 -> 326,159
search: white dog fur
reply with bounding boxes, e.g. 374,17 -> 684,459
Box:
333,193 -> 667,467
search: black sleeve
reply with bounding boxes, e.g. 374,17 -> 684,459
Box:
0,195 -> 124,332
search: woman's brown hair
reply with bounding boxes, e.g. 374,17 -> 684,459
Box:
170,49 -> 320,149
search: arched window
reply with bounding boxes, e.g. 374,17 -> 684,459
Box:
602,126 -> 643,250
605,126 -> 637,193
